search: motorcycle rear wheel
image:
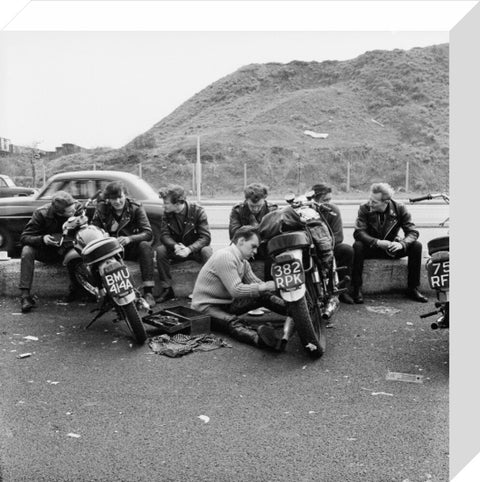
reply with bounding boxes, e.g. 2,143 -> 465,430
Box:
290,281 -> 326,359
120,302 -> 147,345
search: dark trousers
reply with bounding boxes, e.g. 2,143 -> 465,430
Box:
352,240 -> 423,290
19,245 -> 77,292
206,294 -> 288,332
124,241 -> 155,288
155,244 -> 213,288
334,242 -> 354,284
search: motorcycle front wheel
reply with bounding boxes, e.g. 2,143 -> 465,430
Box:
119,301 -> 147,345
289,280 -> 326,359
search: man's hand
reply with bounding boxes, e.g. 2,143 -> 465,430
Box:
376,240 -> 391,251
260,280 -> 277,293
175,244 -> 191,258
43,234 -> 59,246
387,241 -> 403,254
117,236 -> 131,247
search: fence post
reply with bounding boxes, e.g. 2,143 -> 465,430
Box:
346,160 -> 351,192
192,164 -> 196,195
196,136 -> 201,202
405,160 -> 410,192
138,163 -> 142,178
244,163 -> 247,188
93,163 -> 96,171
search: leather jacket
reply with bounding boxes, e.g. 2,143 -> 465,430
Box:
229,201 -> 278,240
21,203 -> 74,247
91,198 -> 152,244
353,199 -> 419,249
160,201 -> 211,253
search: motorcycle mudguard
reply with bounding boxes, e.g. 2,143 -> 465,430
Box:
62,248 -> 82,266
98,259 -> 136,306
272,249 -> 306,302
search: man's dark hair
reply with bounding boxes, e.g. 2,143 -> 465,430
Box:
104,181 -> 127,199
52,191 -> 75,210
159,184 -> 186,204
244,183 -> 268,203
232,225 -> 260,244
312,183 -> 332,199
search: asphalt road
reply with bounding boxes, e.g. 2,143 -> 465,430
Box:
0,295 -> 448,482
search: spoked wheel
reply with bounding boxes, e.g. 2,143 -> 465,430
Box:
289,280 -> 326,359
73,261 -> 98,298
119,301 -> 147,345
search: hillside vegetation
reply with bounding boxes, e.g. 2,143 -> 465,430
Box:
4,44 -> 449,196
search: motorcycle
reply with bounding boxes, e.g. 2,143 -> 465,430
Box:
409,193 -> 449,330
259,192 -> 345,359
60,195 -> 149,344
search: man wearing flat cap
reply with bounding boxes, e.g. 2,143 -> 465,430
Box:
18,191 -> 85,313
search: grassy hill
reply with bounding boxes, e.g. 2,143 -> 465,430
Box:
5,43 -> 448,197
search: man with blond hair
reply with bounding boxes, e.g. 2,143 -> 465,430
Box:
352,182 -> 427,304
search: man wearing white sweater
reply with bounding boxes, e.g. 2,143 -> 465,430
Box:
191,225 -> 290,350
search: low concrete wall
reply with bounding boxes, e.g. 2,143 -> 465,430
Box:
0,255 -> 431,299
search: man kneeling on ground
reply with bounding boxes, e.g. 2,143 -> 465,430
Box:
191,225 -> 292,351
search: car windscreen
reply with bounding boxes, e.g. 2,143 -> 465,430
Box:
39,179 -> 104,200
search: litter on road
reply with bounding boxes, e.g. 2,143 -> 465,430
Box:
23,336 -> 39,341
198,415 -> 210,423
386,371 -> 424,383
16,353 -> 32,359
67,433 -> 81,438
366,306 -> 401,316
371,392 -> 394,397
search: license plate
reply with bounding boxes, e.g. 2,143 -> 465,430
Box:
272,259 -> 305,291
427,260 -> 449,290
103,266 -> 134,296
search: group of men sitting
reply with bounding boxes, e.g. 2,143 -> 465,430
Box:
18,179 -> 428,350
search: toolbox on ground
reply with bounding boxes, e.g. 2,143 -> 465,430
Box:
142,305 -> 211,335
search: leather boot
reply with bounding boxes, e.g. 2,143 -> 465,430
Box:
227,319 -> 259,347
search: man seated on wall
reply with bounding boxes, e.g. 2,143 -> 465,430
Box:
191,225 -> 291,351
91,181 -> 156,308
311,182 -> 354,304
18,191 -> 86,313
155,184 -> 213,303
352,182 -> 428,304
229,182 -> 277,280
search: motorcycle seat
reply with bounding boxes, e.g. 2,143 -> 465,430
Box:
267,231 -> 311,255
427,236 -> 449,255
82,237 -> 123,265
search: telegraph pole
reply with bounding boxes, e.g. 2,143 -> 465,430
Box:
196,136 -> 201,202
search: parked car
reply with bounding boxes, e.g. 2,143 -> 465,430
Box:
0,174 -> 37,198
0,170 -> 164,256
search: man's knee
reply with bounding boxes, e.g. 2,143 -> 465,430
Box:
21,245 -> 36,261
200,246 -> 213,261
352,240 -> 366,254
407,240 -> 423,254
138,240 -> 153,256
155,244 -> 169,260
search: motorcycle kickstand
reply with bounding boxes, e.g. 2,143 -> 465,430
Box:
85,300 -> 111,330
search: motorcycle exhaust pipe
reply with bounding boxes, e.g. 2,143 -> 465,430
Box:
321,297 -> 340,320
278,316 -> 295,352
431,315 -> 447,330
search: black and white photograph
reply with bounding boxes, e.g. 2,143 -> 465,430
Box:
0,1 -> 474,481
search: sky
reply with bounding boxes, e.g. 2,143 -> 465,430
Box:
0,30 -> 449,152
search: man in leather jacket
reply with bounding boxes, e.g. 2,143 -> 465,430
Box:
19,191 -> 83,313
352,182 -> 427,304
91,181 -> 156,308
229,183 -> 277,280
155,184 -> 213,302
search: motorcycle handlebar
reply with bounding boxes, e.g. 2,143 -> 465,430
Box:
409,194 -> 432,203
73,189 -> 103,216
